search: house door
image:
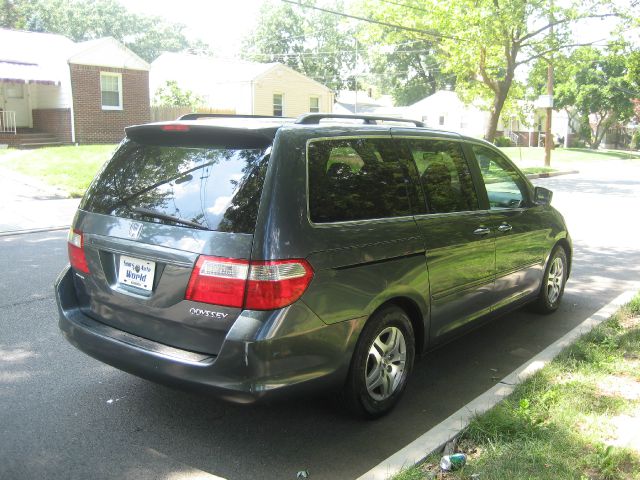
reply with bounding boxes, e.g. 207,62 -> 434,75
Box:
1,83 -> 30,127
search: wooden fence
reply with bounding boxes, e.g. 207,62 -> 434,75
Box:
150,106 -> 236,122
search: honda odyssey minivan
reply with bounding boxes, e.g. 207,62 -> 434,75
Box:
55,113 -> 571,418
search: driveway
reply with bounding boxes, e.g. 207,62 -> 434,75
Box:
1,161 -> 639,480
0,168 -> 79,233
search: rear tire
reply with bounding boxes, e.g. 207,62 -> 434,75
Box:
531,245 -> 568,314
340,305 -> 415,419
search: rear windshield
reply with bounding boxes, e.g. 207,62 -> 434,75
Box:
80,139 -> 270,234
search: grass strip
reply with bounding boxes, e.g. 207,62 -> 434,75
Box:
395,294 -> 640,480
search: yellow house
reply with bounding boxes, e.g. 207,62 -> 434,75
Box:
150,53 -> 333,117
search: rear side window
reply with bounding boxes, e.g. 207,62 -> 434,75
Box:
308,138 -> 412,223
80,139 -> 269,233
406,139 -> 478,213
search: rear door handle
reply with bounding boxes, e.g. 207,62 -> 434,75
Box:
498,223 -> 513,232
473,227 -> 491,236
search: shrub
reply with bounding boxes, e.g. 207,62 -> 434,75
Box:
630,130 -> 640,151
494,136 -> 513,147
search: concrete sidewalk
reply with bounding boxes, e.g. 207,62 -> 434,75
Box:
0,168 -> 79,234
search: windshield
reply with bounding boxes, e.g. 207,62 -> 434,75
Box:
80,139 -> 270,234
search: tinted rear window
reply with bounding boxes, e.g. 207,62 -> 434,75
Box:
80,139 -> 270,233
307,138 -> 412,223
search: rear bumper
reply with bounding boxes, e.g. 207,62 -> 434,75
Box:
55,267 -> 364,403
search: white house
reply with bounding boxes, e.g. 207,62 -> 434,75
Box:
150,53 -> 334,117
403,90 -> 489,138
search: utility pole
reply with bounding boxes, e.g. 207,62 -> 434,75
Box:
544,4 -> 554,167
354,38 -> 358,114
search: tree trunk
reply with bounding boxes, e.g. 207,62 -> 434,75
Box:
484,88 -> 509,143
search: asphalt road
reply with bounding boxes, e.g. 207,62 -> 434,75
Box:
1,163 -> 639,480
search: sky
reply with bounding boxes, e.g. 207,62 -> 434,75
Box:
119,0 -> 265,57
119,0 -> 638,59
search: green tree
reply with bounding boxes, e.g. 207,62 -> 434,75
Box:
365,37 -> 451,106
0,0 -> 211,62
530,47 -> 636,148
153,80 -> 203,108
242,1 -> 356,91
363,0 -> 632,142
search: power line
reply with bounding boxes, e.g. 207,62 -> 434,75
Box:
280,0 -> 460,41
375,0 -> 432,14
246,47 -> 440,58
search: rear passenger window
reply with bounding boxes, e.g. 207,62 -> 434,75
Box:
406,140 -> 478,213
308,138 -> 412,223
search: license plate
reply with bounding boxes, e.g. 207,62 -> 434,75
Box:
118,255 -> 156,291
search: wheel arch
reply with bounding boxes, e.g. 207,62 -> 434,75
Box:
555,237 -> 572,277
372,296 -> 428,355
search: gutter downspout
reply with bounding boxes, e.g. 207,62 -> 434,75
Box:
67,62 -> 77,144
250,80 -> 254,115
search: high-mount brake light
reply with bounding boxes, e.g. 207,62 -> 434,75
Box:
185,256 -> 314,311
161,124 -> 190,132
67,229 -> 90,273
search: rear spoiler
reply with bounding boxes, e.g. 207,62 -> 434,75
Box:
124,123 -> 276,149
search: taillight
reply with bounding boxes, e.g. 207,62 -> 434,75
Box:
185,256 -> 314,311
67,228 -> 89,273
245,260 -> 314,310
185,257 -> 249,308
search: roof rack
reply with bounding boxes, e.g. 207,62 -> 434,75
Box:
295,113 -> 425,127
178,113 -> 292,121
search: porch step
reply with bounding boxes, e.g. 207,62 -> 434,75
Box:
18,141 -> 64,149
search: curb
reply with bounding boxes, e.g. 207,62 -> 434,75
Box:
0,225 -> 69,237
356,289 -> 638,480
525,170 -> 579,179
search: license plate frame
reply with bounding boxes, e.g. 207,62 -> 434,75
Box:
117,255 -> 156,292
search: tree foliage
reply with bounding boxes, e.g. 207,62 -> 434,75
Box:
241,1 -> 357,91
363,0 -> 632,141
363,35 -> 451,106
153,80 -> 203,108
0,0 -> 211,62
532,47 -> 635,149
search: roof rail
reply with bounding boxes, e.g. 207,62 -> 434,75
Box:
295,113 -> 425,127
178,113 -> 292,121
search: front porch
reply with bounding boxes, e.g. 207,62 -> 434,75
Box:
0,127 -> 64,148
1,67 -> 73,147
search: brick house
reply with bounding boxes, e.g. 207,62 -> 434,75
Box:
0,29 -> 150,147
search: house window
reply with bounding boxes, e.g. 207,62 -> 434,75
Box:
6,84 -> 24,99
273,93 -> 283,117
309,96 -> 320,113
438,115 -> 445,126
100,72 -> 122,110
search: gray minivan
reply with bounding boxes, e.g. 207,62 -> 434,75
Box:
55,113 -> 571,418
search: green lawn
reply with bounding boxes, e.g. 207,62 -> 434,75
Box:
0,144 -> 116,197
394,294 -> 640,480
500,147 -> 640,170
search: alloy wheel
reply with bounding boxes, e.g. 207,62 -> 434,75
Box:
365,326 -> 407,401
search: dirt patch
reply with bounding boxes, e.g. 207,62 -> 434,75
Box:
605,406 -> 640,453
597,375 -> 640,401
620,314 -> 640,329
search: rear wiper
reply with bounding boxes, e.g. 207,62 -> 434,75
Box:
131,207 -> 209,230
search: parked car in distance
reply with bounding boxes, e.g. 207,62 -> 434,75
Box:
55,113 -> 571,418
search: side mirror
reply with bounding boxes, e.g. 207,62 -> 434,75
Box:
534,186 -> 553,205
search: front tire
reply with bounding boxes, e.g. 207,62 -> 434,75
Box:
531,245 -> 568,314
341,305 -> 415,419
